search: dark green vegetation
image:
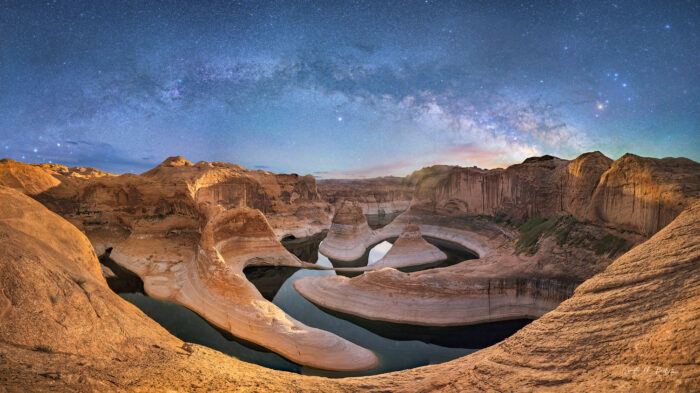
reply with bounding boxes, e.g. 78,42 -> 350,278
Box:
475,214 -> 515,227
515,217 -> 557,254
591,234 -> 632,256
516,216 -> 632,257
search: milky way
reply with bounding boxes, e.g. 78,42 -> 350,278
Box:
1,0 -> 698,176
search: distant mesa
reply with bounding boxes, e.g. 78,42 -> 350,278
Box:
158,155 -> 194,167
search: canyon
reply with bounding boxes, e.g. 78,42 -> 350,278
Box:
0,151 -> 698,391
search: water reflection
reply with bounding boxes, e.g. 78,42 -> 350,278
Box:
366,211 -> 403,229
110,221 -> 525,378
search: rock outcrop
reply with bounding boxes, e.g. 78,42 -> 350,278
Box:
588,154 -> 700,235
113,206 -> 377,372
0,157 -> 332,240
1,185 -> 698,392
318,201 -> 375,261
0,158 -> 382,372
295,271 -> 574,326
406,152 -> 700,236
318,176 -> 413,215
367,223 -> 447,271
0,186 -> 180,357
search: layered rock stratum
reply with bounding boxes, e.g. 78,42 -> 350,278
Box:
318,176 -> 413,215
1,152 -> 698,392
0,157 -> 378,372
366,223 -> 447,270
0,184 -> 698,391
318,200 -> 375,261
406,152 -> 700,235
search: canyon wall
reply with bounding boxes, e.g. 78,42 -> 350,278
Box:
401,152 -> 699,236
2,185 -> 698,391
315,152 -> 699,237
0,157 -> 386,371
0,156 -> 332,239
318,176 -> 414,215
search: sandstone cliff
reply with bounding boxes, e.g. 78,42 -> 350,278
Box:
318,176 -> 414,215
318,200 -> 375,261
405,152 -> 699,236
1,185 -> 697,392
0,156 -> 332,240
0,158 -> 384,371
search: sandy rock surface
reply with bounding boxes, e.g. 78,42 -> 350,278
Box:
1,186 -> 698,392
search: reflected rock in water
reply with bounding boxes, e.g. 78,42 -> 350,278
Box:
243,266 -> 301,301
366,211 -> 403,229
281,231 -> 327,263
316,304 -> 531,349
100,248 -> 145,294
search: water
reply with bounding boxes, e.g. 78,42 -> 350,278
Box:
114,217 -> 531,377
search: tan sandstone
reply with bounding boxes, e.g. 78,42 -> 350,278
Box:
1,185 -> 698,391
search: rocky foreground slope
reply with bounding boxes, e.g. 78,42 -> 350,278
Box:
0,186 -> 697,392
0,157 -> 380,372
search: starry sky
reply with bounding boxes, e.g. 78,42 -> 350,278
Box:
1,1 -> 698,177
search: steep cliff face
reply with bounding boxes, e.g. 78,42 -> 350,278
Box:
2,186 -> 697,391
563,151 -> 614,215
406,152 -> 699,236
410,155 -> 577,220
318,176 -> 414,215
588,154 -> 700,235
0,156 -> 332,239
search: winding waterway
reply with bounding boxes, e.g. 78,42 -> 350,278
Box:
116,215 -> 531,377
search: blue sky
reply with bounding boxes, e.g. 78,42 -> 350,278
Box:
1,0 -> 698,177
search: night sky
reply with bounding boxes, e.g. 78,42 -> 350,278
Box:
1,1 -> 698,177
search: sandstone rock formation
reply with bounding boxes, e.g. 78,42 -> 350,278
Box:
0,156 -> 332,240
318,200 -> 375,261
295,270 -> 573,326
297,211 -> 578,326
318,176 -> 413,215
406,152 -> 700,235
0,185 -> 367,391
0,186 -> 180,357
588,154 -> 700,235
1,151 -> 697,387
0,158 -> 381,372
1,184 -> 698,392
354,198 -> 700,392
366,223 -> 447,271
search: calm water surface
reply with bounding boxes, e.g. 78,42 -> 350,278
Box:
117,217 -> 529,377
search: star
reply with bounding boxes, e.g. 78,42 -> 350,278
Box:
337,116 -> 343,122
